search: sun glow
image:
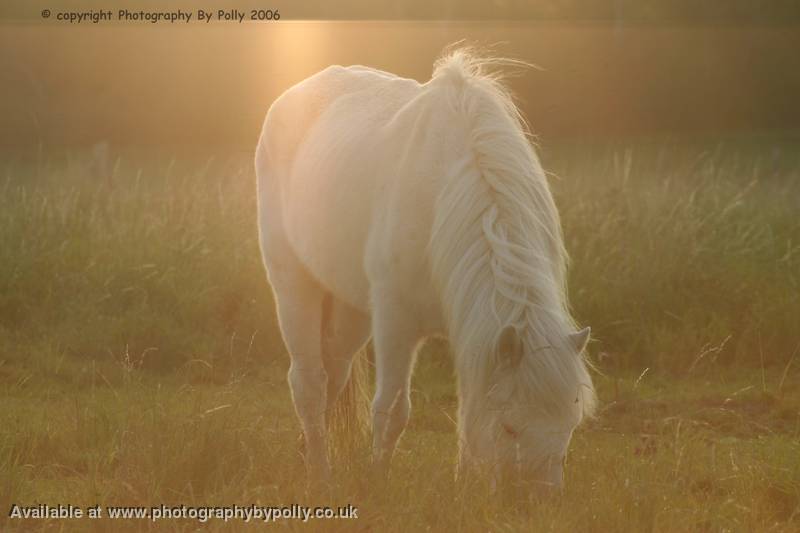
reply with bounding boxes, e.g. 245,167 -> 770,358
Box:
255,22 -> 335,92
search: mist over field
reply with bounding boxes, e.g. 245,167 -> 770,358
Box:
1,2 -> 799,531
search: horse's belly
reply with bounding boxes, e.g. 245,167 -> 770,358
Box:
282,128 -> 380,311
287,204 -> 372,311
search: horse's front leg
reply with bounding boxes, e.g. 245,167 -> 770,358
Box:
370,290 -> 420,475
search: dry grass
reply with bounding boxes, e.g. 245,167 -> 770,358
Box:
1,137 -> 798,531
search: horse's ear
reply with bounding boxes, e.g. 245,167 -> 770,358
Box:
498,326 -> 523,367
569,327 -> 591,353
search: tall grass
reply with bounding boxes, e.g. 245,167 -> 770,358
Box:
548,138 -> 800,371
2,139 -> 797,378
0,151 -> 281,384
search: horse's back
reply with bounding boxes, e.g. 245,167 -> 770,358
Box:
257,65 -> 423,310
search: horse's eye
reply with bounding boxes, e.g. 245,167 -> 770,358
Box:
502,423 -> 519,439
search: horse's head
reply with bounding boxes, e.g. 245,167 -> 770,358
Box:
459,325 -> 592,493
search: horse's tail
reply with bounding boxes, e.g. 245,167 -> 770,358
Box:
323,294 -> 370,464
328,350 -> 369,462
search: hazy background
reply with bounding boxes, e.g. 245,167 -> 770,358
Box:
2,4 -> 799,530
1,1 -> 799,156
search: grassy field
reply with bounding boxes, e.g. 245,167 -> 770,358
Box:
1,136 -> 799,531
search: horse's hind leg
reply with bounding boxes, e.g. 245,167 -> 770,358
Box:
267,260 -> 331,482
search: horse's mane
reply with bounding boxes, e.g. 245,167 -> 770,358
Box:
428,47 -> 596,419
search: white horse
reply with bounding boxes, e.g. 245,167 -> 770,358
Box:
256,48 -> 596,490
